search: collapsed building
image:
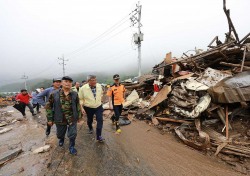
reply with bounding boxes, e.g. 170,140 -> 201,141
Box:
115,33 -> 250,174
105,1 -> 250,174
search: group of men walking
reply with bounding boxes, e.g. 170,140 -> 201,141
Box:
14,74 -> 126,155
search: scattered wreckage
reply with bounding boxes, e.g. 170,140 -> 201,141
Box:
111,14 -> 250,172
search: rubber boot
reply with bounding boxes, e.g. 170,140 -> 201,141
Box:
115,121 -> 121,133
69,138 -> 77,155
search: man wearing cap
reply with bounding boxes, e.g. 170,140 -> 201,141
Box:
37,78 -> 61,136
79,75 -> 105,142
16,89 -> 36,117
107,74 -> 126,133
46,76 -> 81,155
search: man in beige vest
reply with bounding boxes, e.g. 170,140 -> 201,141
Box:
79,75 -> 105,142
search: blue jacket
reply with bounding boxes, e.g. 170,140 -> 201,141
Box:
37,87 -> 57,106
31,92 -> 39,104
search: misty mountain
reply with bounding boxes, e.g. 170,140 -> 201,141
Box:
0,70 -> 149,92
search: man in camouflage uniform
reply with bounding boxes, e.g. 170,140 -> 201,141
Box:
46,76 -> 81,155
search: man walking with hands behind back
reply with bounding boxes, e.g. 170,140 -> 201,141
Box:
46,76 -> 81,155
79,75 -> 105,142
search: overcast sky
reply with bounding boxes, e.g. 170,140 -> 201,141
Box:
0,0 -> 249,86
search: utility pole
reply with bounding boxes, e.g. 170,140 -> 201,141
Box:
21,73 -> 28,90
58,55 -> 68,76
131,1 -> 143,77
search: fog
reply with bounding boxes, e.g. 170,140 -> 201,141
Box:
0,0 -> 249,86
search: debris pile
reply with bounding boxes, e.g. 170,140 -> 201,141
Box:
120,33 -> 250,173
0,97 -> 14,108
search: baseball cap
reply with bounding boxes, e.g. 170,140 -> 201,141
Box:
53,78 -> 61,82
62,76 -> 73,82
113,74 -> 120,80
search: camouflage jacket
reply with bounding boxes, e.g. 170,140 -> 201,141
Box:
45,89 -> 81,125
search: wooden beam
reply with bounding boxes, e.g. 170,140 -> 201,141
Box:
220,62 -> 250,70
225,105 -> 229,140
240,46 -> 247,72
156,117 -> 192,124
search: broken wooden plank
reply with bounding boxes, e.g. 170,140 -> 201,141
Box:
156,42 -> 234,69
225,105 -> 229,139
217,107 -> 232,130
212,143 -> 250,157
240,46 -> 247,72
215,142 -> 228,156
148,85 -> 171,109
203,126 -> 227,143
220,62 -> 250,70
0,127 -> 12,134
219,149 -> 250,158
156,117 -> 192,124
0,148 -> 22,166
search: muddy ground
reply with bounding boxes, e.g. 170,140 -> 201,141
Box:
0,106 -> 243,176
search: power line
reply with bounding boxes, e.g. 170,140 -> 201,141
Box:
73,48 -> 134,70
64,8 -> 139,59
67,26 -> 131,60
65,19 -> 130,59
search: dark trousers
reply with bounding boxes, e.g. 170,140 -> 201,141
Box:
56,123 -> 77,140
13,102 -> 26,116
113,104 -> 123,121
26,102 -> 34,114
20,103 -> 34,115
84,105 -> 103,137
33,103 -> 40,112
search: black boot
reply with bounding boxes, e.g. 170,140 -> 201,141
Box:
59,138 -> 64,147
46,124 -> 51,136
69,138 -> 77,155
110,115 -> 115,125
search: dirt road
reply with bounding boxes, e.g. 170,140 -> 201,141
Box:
0,106 -> 54,176
44,117 -> 241,176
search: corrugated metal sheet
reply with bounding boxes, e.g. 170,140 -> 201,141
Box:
208,71 -> 250,103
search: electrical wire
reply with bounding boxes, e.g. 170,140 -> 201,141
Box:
64,8 -> 138,59
72,48 -> 134,71
67,26 -> 131,60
